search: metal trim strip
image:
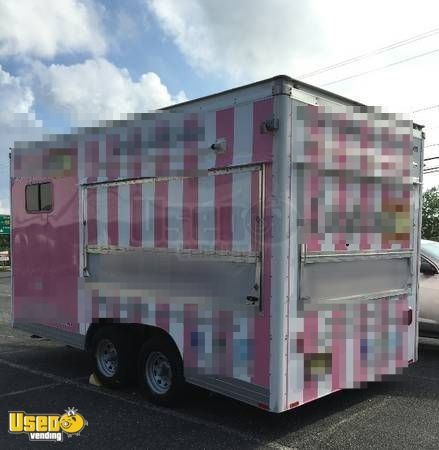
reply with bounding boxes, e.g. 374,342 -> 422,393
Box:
304,250 -> 413,264
186,375 -> 269,406
81,163 -> 263,188
13,322 -> 85,349
304,288 -> 409,306
86,244 -> 258,263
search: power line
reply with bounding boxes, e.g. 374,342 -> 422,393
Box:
322,47 -> 439,87
300,26 -> 439,79
425,144 -> 439,148
425,156 -> 439,162
413,104 -> 439,113
424,166 -> 439,173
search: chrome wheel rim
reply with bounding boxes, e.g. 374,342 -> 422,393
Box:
145,351 -> 172,394
96,338 -> 118,377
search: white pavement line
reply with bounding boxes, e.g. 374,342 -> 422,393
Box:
0,358 -> 292,450
0,382 -> 62,399
0,348 -> 38,355
314,397 -> 390,444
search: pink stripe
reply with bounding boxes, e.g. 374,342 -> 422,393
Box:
87,188 -> 97,245
303,312 -> 319,403
359,182 -> 371,250
107,186 -> 119,246
130,184 -> 142,247
183,120 -> 198,249
252,98 -> 274,162
183,178 -> 198,249
358,303 -> 368,383
154,181 -> 168,248
214,174 -> 232,251
381,183 -> 391,250
128,127 -> 142,178
334,175 -> 347,251
396,296 -> 408,367
183,304 -> 198,371
156,303 -> 170,332
379,299 -> 390,375
217,310 -> 233,377
352,305 -> 361,386
85,140 -> 99,181
331,309 -> 346,390
253,164 -> 271,387
130,297 -> 142,323
106,134 -> 120,180
215,108 -> 234,167
250,171 -> 259,252
156,121 -> 170,177
107,297 -> 120,320
184,118 -> 198,176
307,173 -> 321,251
360,122 -> 369,149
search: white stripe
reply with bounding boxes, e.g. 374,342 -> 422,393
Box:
99,300 -> 107,318
96,186 -> 108,246
120,296 -> 128,319
146,300 -> 156,326
233,103 -> 253,166
118,184 -> 130,247
345,313 -> 354,388
232,171 -> 251,252
141,123 -> 155,177
142,182 -> 155,248
233,315 -> 250,382
167,178 -> 183,249
169,304 -> 184,352
198,175 -> 215,250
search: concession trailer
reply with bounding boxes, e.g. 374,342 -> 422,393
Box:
10,75 -> 423,412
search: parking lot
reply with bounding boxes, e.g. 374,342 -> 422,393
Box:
1,273 -> 439,449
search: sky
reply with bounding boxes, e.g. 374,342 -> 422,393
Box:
1,0 -> 439,213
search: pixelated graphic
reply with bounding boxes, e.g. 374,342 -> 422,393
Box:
294,105 -> 413,251
287,105 -> 415,407
11,96 -> 419,411
12,102 -> 274,390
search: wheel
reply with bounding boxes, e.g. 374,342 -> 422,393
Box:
91,327 -> 135,388
137,336 -> 184,406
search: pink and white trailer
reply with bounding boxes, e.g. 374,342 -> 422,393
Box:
11,75 -> 423,412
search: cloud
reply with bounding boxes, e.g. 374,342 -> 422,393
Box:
146,0 -> 439,84
36,58 -> 187,121
0,66 -> 43,212
146,0 -> 320,81
0,0 -> 106,58
0,65 -> 34,125
147,0 -> 439,187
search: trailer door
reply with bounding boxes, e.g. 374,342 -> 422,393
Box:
287,102 -> 421,406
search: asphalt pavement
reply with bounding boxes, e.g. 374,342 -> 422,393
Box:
1,273 -> 439,449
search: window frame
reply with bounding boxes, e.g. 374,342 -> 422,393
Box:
25,181 -> 54,214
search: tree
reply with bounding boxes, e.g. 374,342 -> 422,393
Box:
0,235 -> 9,251
422,186 -> 439,242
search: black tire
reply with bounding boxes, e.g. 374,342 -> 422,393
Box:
137,336 -> 184,406
91,326 -> 136,388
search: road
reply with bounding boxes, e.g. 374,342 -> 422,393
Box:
1,272 -> 439,448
